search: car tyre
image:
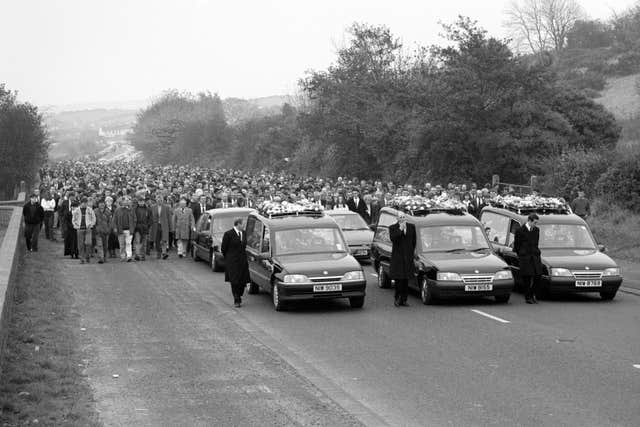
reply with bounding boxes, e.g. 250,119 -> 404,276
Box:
495,294 -> 510,303
377,264 -> 391,289
272,283 -> 285,311
600,290 -> 616,301
248,281 -> 259,295
210,252 -> 222,272
349,296 -> 365,308
420,277 -> 435,305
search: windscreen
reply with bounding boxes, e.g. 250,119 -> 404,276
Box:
274,228 -> 347,255
330,214 -> 368,230
211,216 -> 237,234
538,224 -> 596,249
419,225 -> 490,253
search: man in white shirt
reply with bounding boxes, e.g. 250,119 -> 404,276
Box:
41,191 -> 56,241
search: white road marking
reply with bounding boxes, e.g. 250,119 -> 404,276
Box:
633,364 -> 640,369
371,273 -> 378,277
471,309 -> 511,324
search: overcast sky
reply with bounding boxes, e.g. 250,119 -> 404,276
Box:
1,0 -> 636,108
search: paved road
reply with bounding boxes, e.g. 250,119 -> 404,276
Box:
55,246 -> 640,426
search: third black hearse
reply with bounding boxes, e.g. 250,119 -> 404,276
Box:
481,195 -> 622,300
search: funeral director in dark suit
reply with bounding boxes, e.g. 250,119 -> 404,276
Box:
221,217 -> 251,307
513,213 -> 543,304
389,212 -> 416,307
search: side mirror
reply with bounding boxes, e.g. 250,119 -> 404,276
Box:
369,224 -> 376,231
212,245 -> 219,252
598,244 -> 606,253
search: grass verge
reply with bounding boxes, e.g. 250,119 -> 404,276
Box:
589,198 -> 640,263
0,246 -> 100,426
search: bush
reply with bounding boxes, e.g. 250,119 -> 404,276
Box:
588,199 -> 640,262
607,50 -> 640,76
561,69 -> 607,91
595,150 -> 640,212
541,149 -> 612,200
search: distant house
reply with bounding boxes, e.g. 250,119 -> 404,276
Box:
98,125 -> 132,138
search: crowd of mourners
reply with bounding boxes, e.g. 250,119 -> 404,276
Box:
21,161 -> 590,263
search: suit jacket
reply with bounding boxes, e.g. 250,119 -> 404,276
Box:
363,202 -> 381,225
192,203 -> 211,222
221,228 -> 250,285
513,224 -> 543,276
470,197 -> 485,218
389,222 -> 417,280
151,204 -> 172,242
347,198 -> 367,220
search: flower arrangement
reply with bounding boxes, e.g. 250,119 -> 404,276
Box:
490,195 -> 569,213
259,200 -> 324,217
392,193 -> 466,214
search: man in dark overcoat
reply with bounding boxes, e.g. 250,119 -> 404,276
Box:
389,212 -> 416,307
23,193 -> 45,252
221,217 -> 251,307
513,213 -> 543,303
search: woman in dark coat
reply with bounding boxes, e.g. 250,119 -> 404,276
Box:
513,213 -> 543,303
63,199 -> 79,258
221,217 -> 251,307
389,213 -> 416,306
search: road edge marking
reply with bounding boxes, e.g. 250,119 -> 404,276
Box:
471,309 -> 511,324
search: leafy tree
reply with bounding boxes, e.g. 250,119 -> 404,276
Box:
0,84 -> 48,198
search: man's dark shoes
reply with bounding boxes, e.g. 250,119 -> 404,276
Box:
162,253 -> 169,260
525,299 -> 534,304
394,299 -> 400,307
532,298 -> 539,304
400,301 -> 410,307
134,255 -> 140,261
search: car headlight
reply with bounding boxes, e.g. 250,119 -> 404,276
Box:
494,270 -> 513,280
436,272 -> 462,281
550,268 -> 572,277
603,267 -> 620,276
283,274 -> 309,283
342,271 -> 364,281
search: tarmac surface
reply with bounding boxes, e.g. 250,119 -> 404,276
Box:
44,242 -> 640,426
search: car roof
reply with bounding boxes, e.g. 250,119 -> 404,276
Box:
379,207 -> 481,226
481,206 -> 586,225
325,209 -> 358,216
205,207 -> 256,217
250,212 -> 340,231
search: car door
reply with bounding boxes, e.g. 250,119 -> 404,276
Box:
245,217 -> 267,286
504,219 -> 522,279
481,211 -> 511,259
373,212 -> 396,275
255,224 -> 273,289
199,213 -> 212,253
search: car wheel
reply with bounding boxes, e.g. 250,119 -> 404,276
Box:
600,290 -> 617,301
211,253 -> 222,272
191,245 -> 198,261
272,283 -> 285,311
420,277 -> 435,305
349,296 -> 365,308
248,281 -> 259,295
495,294 -> 510,303
377,264 -> 391,289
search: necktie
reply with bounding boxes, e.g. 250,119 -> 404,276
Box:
238,231 -> 242,241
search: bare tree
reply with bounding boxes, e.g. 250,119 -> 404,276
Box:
504,0 -> 585,54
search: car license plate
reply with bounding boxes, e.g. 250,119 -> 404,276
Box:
313,284 -> 342,292
575,280 -> 602,287
465,284 -> 493,291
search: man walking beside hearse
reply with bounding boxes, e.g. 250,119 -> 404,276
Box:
514,213 -> 543,304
